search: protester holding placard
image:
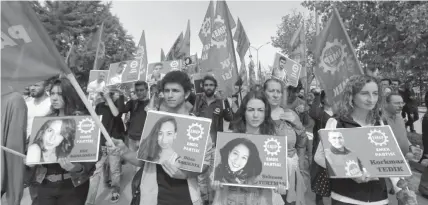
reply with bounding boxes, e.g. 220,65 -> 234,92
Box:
27,77 -> 95,205
211,90 -> 287,205
314,75 -> 415,205
109,71 -> 214,205
263,78 -> 307,205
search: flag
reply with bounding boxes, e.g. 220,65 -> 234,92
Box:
199,0 -> 214,71
290,21 -> 311,90
160,49 -> 165,61
178,20 -> 191,58
135,30 -> 148,81
238,62 -> 248,87
233,18 -> 250,61
87,22 -> 105,70
165,32 -> 184,61
312,7 -> 364,111
205,0 -> 239,97
1,1 -> 72,95
248,58 -> 257,86
258,61 -> 263,84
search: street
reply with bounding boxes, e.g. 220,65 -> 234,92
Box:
3,108 -> 427,205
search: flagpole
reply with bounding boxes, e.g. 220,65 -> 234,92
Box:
65,41 -> 75,65
314,7 -> 320,89
66,73 -> 115,146
1,146 -> 26,158
93,22 -> 104,70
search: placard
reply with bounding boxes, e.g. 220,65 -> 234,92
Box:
319,125 -> 412,178
106,59 -> 141,85
272,53 -> 302,87
137,111 -> 212,172
214,132 -> 288,189
26,116 -> 101,165
146,60 -> 183,85
87,70 -> 108,106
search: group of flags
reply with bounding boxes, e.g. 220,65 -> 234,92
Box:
2,0 -> 364,112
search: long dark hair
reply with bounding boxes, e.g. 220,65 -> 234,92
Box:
50,78 -> 88,116
215,138 -> 263,181
138,116 -> 177,161
32,119 -> 76,158
232,90 -> 276,135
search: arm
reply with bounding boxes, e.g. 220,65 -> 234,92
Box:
105,95 -> 119,117
221,100 -> 233,122
185,135 -> 214,178
120,99 -> 132,113
314,141 -> 326,168
122,150 -> 145,167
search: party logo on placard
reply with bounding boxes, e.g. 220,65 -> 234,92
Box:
367,129 -> 389,146
345,160 -> 362,177
263,138 -> 282,156
187,123 -> 204,141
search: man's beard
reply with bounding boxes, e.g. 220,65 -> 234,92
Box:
30,90 -> 44,98
204,90 -> 214,97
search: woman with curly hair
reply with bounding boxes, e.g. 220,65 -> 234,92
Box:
28,77 -> 94,205
211,90 -> 287,205
26,119 -> 76,164
138,116 -> 178,163
314,75 -> 409,205
214,138 -> 262,184
263,78 -> 307,205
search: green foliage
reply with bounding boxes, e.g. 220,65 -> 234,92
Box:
29,0 -> 136,88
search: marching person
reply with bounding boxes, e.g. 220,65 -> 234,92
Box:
263,78 -> 307,205
28,77 -> 95,205
211,90 -> 287,205
109,71 -> 214,205
314,75 -> 414,205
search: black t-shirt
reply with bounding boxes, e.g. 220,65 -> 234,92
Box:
156,164 -> 192,205
122,99 -> 150,140
95,96 -> 125,145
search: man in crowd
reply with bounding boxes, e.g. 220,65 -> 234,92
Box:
382,91 -> 412,155
87,71 -> 107,107
366,67 -> 380,78
381,78 -> 392,95
391,78 -> 401,90
121,81 -> 149,153
1,90 -> 27,205
192,75 -> 233,145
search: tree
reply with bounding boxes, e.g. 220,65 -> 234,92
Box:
30,1 -> 136,88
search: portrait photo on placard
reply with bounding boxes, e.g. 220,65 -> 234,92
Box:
136,111 -> 211,172
319,125 -> 412,178
271,53 -> 301,87
26,116 -> 101,165
214,132 -> 288,189
106,59 -> 141,86
146,60 -> 183,85
87,70 -> 108,106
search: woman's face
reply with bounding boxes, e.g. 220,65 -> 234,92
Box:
43,120 -> 64,150
353,82 -> 379,111
245,98 -> 265,129
228,144 -> 249,172
265,81 -> 282,107
50,86 -> 65,110
157,121 -> 176,149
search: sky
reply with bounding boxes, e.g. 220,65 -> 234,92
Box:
110,0 -> 309,71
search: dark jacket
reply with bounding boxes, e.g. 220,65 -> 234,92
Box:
121,99 -> 150,140
330,115 -> 388,202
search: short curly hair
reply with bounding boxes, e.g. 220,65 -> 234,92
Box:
161,70 -> 192,93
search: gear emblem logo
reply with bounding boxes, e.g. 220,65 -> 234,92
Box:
263,138 -> 282,156
78,118 -> 95,134
201,17 -> 211,37
187,123 -> 204,141
345,160 -> 362,177
368,129 -> 389,146
320,39 -> 348,75
210,15 -> 227,48
170,60 -> 179,70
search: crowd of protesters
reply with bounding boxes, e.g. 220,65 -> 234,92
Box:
2,67 -> 428,205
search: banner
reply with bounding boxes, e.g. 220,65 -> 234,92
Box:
199,0 -> 214,70
137,111 -> 212,172
1,1 -> 72,95
146,60 -> 183,84
214,132 -> 288,189
312,8 -> 364,111
106,59 -> 141,86
26,116 -> 101,165
87,70 -> 108,106
319,126 -> 412,178
271,53 -> 302,87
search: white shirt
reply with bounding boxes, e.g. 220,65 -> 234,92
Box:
87,80 -> 105,93
26,97 -> 51,139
